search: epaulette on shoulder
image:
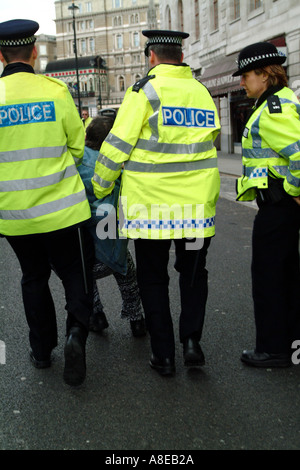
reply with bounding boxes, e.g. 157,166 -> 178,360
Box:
132,74 -> 155,93
267,95 -> 282,114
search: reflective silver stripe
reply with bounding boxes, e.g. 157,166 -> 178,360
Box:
97,153 -> 123,172
142,81 -> 160,140
287,172 -> 300,188
125,157 -> 217,173
135,139 -> 214,155
105,133 -> 133,155
243,147 -> 279,159
289,160 -> 300,171
0,164 -> 78,192
0,189 -> 87,220
93,173 -> 113,189
280,140 -> 300,159
272,165 -> 289,176
0,145 -> 67,163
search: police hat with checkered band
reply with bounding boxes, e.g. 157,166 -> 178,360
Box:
142,30 -> 189,57
232,41 -> 286,77
0,19 -> 39,47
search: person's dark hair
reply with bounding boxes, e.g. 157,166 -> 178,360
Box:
254,64 -> 288,88
0,44 -> 35,63
148,44 -> 182,63
85,116 -> 115,151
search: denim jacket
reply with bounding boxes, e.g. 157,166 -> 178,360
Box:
78,145 -> 128,275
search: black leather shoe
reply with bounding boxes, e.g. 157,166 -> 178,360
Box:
130,317 -> 147,337
241,349 -> 292,368
149,354 -> 175,376
89,311 -> 109,332
29,349 -> 52,369
183,338 -> 205,367
63,326 -> 87,386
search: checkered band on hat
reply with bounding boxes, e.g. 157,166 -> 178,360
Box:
0,35 -> 36,46
232,42 -> 286,76
238,52 -> 281,69
143,29 -> 189,56
146,35 -> 183,47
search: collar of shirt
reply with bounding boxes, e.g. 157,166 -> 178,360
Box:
1,62 -> 35,77
253,84 -> 283,111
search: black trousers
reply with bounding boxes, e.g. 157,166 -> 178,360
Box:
252,197 -> 300,354
134,237 -> 211,359
6,225 -> 94,360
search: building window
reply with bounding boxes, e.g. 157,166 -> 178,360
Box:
119,75 -> 125,92
86,2 -> 92,12
78,3 -> 82,13
113,0 -> 122,7
178,0 -> 184,32
116,34 -> 123,49
130,13 -> 139,24
116,55 -> 124,65
89,37 -> 95,53
165,5 -> 171,29
250,0 -> 262,10
212,0 -> 219,30
39,44 -> 47,55
233,0 -> 240,19
87,19 -> 94,29
40,59 -> 48,71
81,39 -> 86,54
132,54 -> 141,64
113,16 -> 122,26
133,32 -> 139,47
194,0 -> 199,40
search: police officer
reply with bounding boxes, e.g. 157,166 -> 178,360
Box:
92,30 -> 221,376
233,42 -> 300,367
0,19 -> 94,386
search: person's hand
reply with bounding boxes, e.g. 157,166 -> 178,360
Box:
293,196 -> 300,206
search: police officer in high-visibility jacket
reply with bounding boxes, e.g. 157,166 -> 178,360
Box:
233,42 -> 300,368
92,30 -> 221,376
0,20 -> 94,386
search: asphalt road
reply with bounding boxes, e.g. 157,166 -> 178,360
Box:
0,175 -> 299,452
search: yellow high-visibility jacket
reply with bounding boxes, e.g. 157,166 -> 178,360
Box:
92,63 -> 221,240
0,70 -> 91,236
83,116 -> 92,133
236,86 -> 300,201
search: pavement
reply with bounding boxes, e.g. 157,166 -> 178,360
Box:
218,151 -> 243,177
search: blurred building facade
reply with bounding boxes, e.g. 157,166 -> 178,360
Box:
159,0 -> 300,153
35,35 -> 57,74
50,0 -> 160,114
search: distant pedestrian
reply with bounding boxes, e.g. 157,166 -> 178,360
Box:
233,42 -> 300,367
81,107 -> 92,133
0,19 -> 94,386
